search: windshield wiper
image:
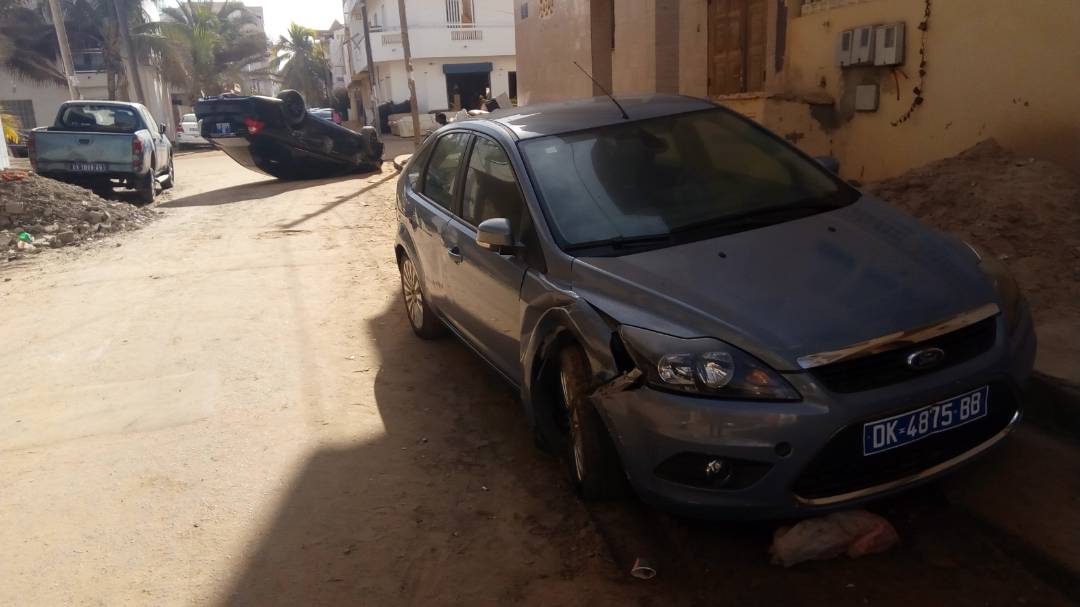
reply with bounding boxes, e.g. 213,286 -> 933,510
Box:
671,199 -> 844,236
564,233 -> 673,253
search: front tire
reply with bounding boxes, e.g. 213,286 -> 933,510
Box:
277,89 -> 307,128
558,345 -> 629,501
398,254 -> 444,339
161,156 -> 175,190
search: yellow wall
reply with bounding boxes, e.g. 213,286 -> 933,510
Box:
784,0 -> 1080,180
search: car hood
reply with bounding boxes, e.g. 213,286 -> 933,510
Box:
570,198 -> 998,371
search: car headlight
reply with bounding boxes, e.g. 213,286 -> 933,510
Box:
618,325 -> 801,400
967,242 -> 1024,332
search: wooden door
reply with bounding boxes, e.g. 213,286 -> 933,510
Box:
708,0 -> 768,95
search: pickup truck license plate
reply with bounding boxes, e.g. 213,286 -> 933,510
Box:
863,386 -> 989,455
214,122 -> 233,135
71,162 -> 107,173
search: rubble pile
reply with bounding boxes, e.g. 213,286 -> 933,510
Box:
1,171 -> 159,261
869,140 -> 1080,322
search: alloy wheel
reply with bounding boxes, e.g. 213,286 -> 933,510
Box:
401,258 -> 424,329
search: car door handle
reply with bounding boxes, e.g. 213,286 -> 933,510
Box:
447,246 -> 463,263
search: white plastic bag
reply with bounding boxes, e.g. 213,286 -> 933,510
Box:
769,510 -> 899,567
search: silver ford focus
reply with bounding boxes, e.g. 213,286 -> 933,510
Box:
393,95 -> 1036,518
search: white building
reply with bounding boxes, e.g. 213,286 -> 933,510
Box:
0,1 -> 174,134
342,0 -> 517,120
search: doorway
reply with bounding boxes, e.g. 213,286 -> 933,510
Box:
445,71 -> 491,111
708,0 -> 768,95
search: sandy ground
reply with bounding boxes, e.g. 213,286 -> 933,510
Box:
0,149 -> 1073,607
0,150 -> 643,606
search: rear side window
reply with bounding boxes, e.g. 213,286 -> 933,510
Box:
461,137 -> 525,233
59,105 -> 141,133
404,139 -> 436,190
422,132 -> 471,210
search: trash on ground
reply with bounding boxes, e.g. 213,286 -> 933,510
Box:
769,510 -> 899,568
630,556 -> 657,580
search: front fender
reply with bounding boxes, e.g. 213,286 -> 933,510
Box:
519,270 -> 621,429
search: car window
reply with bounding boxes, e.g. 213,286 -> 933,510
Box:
404,138 -> 436,190
182,114 -> 196,123
461,137 -> 525,234
422,132 -> 471,210
59,105 -> 142,133
519,108 -> 858,251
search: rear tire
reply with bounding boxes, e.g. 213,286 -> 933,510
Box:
136,168 -> 156,205
558,345 -> 629,501
398,254 -> 444,339
277,89 -> 307,128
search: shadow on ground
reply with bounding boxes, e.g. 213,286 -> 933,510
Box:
214,298 -> 1071,606
216,299 -> 646,606
160,172 -> 372,209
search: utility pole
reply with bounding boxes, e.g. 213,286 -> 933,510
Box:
359,2 -> 380,133
46,0 -> 81,99
396,0 -> 421,148
112,0 -> 147,104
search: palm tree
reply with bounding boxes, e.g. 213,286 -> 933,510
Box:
271,23 -> 331,106
159,1 -> 268,103
0,0 -> 66,86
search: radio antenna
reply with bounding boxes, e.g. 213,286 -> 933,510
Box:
572,61 -> 629,120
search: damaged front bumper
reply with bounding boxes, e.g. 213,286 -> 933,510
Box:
591,314 -> 1036,519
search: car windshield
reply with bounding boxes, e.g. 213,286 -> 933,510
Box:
59,105 -> 142,133
518,108 -> 859,252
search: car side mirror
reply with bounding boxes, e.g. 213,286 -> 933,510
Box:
815,155 -> 840,174
476,217 -> 514,251
159,124 -> 167,135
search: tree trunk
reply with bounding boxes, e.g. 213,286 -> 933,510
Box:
112,0 -> 146,104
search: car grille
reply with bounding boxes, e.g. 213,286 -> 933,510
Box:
792,382 -> 1019,501
810,317 -> 997,393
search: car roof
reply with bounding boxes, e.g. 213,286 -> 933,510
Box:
476,94 -> 717,140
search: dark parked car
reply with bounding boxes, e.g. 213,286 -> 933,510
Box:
195,90 -> 382,179
394,95 -> 1036,518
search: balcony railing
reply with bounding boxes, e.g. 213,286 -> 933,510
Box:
450,29 -> 482,41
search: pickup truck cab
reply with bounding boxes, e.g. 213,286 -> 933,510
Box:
29,100 -> 174,203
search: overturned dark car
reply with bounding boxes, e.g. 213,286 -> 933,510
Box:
194,90 -> 383,180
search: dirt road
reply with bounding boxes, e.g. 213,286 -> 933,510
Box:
0,151 -> 1071,606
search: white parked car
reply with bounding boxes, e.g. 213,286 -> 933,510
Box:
176,113 -> 208,148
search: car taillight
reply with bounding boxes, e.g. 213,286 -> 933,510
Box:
132,137 -> 143,171
244,118 -> 265,135
27,133 -> 36,168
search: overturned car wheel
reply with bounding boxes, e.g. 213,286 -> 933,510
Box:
276,89 -> 307,128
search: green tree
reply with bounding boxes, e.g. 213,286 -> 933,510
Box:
271,23 -> 330,106
159,0 -> 268,103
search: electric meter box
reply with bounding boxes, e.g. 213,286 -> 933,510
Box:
851,25 -> 875,65
837,30 -> 854,66
874,23 -> 905,66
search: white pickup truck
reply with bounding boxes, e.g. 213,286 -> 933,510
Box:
29,100 -> 174,203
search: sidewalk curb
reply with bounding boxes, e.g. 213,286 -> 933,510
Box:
1025,372 -> 1080,439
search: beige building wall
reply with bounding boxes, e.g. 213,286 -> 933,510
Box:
781,0 -> 1080,180
514,1 -> 595,105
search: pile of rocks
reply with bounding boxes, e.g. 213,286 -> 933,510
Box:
1,171 -> 160,261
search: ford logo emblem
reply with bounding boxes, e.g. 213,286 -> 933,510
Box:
906,347 -> 946,370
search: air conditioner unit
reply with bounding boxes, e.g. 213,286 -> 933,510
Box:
874,23 -> 905,66
851,25 -> 875,65
837,29 -> 854,67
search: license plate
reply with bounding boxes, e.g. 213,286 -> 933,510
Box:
863,386 -> 989,455
214,122 -> 233,135
71,162 -> 107,173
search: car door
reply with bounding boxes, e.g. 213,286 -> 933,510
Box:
138,106 -> 168,172
439,135 -> 532,384
405,131 -> 472,311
